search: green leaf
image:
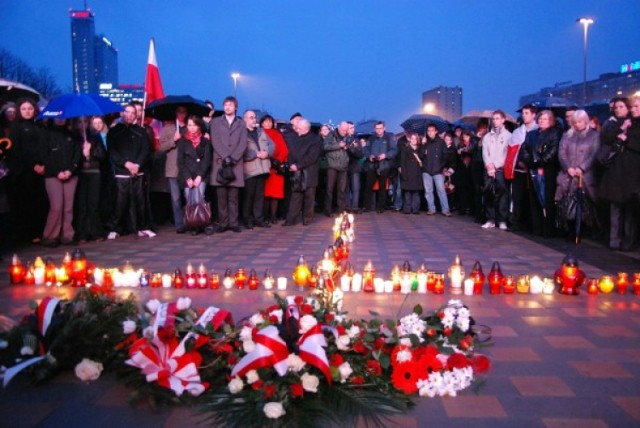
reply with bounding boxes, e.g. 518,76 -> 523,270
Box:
369,310 -> 380,317
412,304 -> 423,316
379,352 -> 391,369
363,333 -> 375,343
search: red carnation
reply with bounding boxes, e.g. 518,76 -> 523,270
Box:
251,379 -> 264,390
447,353 -> 471,370
301,304 -> 313,315
325,312 -> 335,322
351,375 -> 365,385
472,355 -> 491,373
336,325 -> 346,335
264,384 -> 277,399
269,315 -> 279,324
330,353 -> 344,367
294,296 -> 304,306
391,361 -> 420,394
227,355 -> 239,365
366,359 -> 382,376
290,383 -> 304,397
373,337 -> 386,350
353,341 -> 368,354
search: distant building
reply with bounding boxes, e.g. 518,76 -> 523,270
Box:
519,63 -> 640,107
421,86 -> 463,122
98,83 -> 143,105
70,8 -> 118,93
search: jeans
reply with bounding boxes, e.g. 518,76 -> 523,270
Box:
422,173 -> 449,213
183,182 -> 206,204
484,170 -> 509,224
347,172 -> 361,210
393,175 -> 403,210
168,177 -> 184,230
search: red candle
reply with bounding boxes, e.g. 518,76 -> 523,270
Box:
197,264 -> 208,289
426,271 -> 436,292
617,272 -> 629,295
470,261 -> 485,294
103,269 -> 113,287
209,271 -> 220,289
503,275 -> 515,294
173,268 -> 184,289
363,260 -> 375,293
308,271 -> 318,288
150,273 -> 162,288
186,263 -> 196,289
235,268 -> 247,289
248,269 -> 260,290
433,274 -> 445,294
633,273 -> 640,296
9,254 -> 25,284
587,278 -> 598,295
488,261 -> 503,295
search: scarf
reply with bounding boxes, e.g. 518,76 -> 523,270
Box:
185,130 -> 202,148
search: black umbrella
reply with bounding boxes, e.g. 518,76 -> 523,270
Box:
0,78 -> 42,103
574,175 -> 585,245
529,172 -> 546,217
401,114 -> 449,135
145,95 -> 211,121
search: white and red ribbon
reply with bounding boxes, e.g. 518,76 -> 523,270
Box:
231,325 -> 289,378
298,323 -> 332,384
126,335 -> 206,396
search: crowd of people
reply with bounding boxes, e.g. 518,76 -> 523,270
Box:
0,95 -> 639,258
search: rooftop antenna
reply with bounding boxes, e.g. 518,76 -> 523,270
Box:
84,0 -> 89,10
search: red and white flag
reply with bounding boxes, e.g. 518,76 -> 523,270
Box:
144,38 -> 165,105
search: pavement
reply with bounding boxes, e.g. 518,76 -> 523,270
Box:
1,211 -> 639,427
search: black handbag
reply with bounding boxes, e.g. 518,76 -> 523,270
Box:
184,188 -> 211,229
216,157 -> 236,185
291,170 -> 307,193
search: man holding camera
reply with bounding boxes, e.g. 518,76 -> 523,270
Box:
363,121 -> 397,213
209,96 -> 248,233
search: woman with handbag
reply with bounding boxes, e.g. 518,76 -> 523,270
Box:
177,116 -> 212,235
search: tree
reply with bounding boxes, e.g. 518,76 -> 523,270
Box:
0,47 -> 62,99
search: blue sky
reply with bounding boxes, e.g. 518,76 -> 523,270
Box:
2,1 -> 639,131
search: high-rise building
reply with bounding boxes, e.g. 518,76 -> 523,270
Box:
98,83 -> 144,105
70,8 -> 118,93
519,62 -> 640,107
94,34 -> 118,87
421,86 -> 463,122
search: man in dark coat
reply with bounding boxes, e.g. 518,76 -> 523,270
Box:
209,96 -> 248,233
421,124 -> 451,216
323,121 -> 350,216
282,118 -> 322,226
105,104 -> 151,239
363,121 -> 397,213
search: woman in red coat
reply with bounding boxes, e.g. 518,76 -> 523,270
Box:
261,115 -> 288,223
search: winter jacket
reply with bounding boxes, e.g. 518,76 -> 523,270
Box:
8,119 -> 43,176
243,128 -> 273,179
41,125 -> 81,177
106,123 -> 150,177
364,132 -> 397,173
555,127 -> 600,201
158,123 -> 185,178
323,129 -> 350,171
287,131 -> 323,188
598,117 -> 640,203
482,127 -> 511,171
400,144 -> 424,191
421,136 -> 447,175
177,136 -> 212,187
209,115 -> 248,187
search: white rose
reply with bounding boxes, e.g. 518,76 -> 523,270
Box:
395,349 -> 413,363
347,325 -> 361,339
298,315 -> 318,334
239,325 -> 254,341
176,297 -> 191,311
228,377 -> 244,394
74,358 -> 104,382
268,309 -> 283,324
145,299 -> 161,314
338,362 -> 353,383
399,338 -> 412,347
301,372 -> 320,393
122,320 -> 136,335
336,335 -> 351,351
250,313 -> 265,326
243,340 -> 256,353
263,402 -> 286,419
246,370 -> 259,384
287,353 -> 306,372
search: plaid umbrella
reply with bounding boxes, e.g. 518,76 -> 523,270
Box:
400,114 -> 449,135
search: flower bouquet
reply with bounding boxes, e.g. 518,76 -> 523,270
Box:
199,293 -> 491,428
113,296 -> 235,408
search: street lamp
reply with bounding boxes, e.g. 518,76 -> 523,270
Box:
231,72 -> 240,98
577,17 -> 594,105
423,102 -> 435,114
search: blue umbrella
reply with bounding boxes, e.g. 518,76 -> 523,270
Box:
37,93 -> 123,120
529,172 -> 546,217
401,113 -> 449,135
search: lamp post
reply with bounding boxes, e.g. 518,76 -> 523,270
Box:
231,73 -> 240,98
577,17 -> 594,105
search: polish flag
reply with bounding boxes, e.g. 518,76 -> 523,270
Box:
144,38 -> 165,105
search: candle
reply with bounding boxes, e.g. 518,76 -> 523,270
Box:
186,263 -> 196,289
433,274 -> 445,294
24,264 -> 35,285
103,269 -> 114,287
209,271 -> 220,289
417,264 -> 428,294
616,272 -> 629,294
517,274 -> 530,293
223,268 -> 235,289
277,276 -> 287,290
173,268 -> 184,289
248,269 -> 260,290
162,274 -> 172,288
197,264 -> 208,289
384,280 -> 394,293
390,264 -> 401,292
235,268 -> 247,289
150,273 -> 162,288
587,278 -> 598,294
340,275 -> 351,292
488,262 -> 503,295
34,257 -> 46,286
503,275 -> 515,294
543,278 -> 555,294
292,255 -> 311,286
112,270 -> 124,287
9,254 -> 25,284
139,270 -> 150,287
374,277 -> 384,293
599,275 -> 614,294
94,268 -> 104,285
262,269 -> 274,290
633,273 -> 640,296
363,260 -> 375,293
351,273 -> 362,292
448,255 -> 465,294
55,267 -> 69,286
426,271 -> 436,292
400,274 -> 412,294
463,279 -> 474,296
470,261 -> 485,294
530,276 -> 543,294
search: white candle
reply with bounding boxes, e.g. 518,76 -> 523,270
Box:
384,280 -> 394,293
543,278 -> 555,294
263,278 -> 274,290
93,268 -> 104,285
418,272 -> 428,293
34,267 -> 45,286
162,274 -> 172,288
277,277 -> 287,290
374,277 -> 384,293
400,277 -> 412,294
351,273 -> 362,292
530,276 -> 543,294
464,279 -> 474,296
450,269 -> 463,294
112,270 -> 124,287
340,276 -> 351,292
